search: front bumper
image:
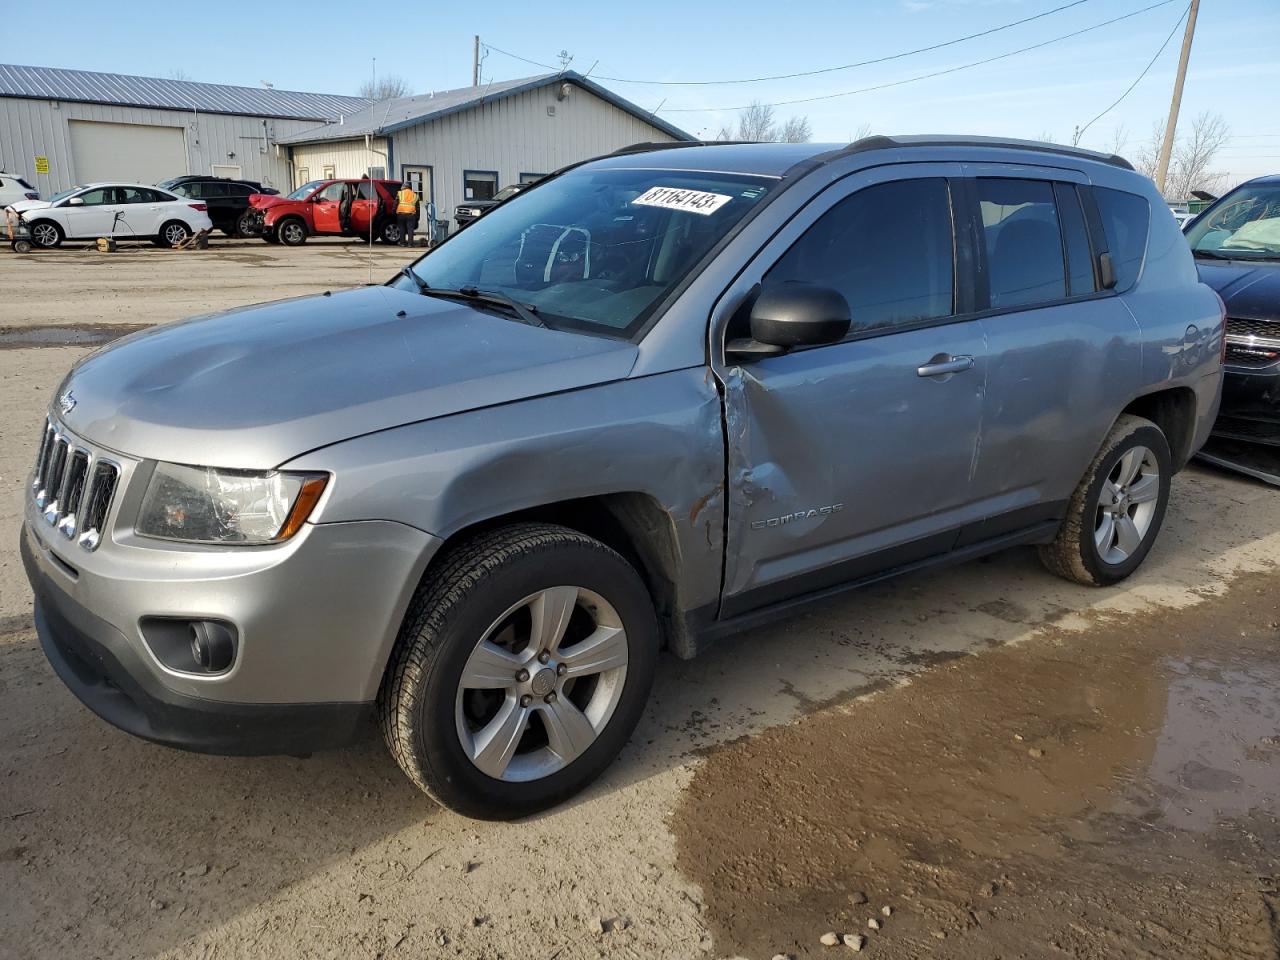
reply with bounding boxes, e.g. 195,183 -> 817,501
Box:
1217,363 -> 1280,434
24,525 -> 370,755
22,499 -> 438,754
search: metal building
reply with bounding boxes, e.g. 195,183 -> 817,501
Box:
0,64 -> 692,216
0,63 -> 372,194
273,72 -> 691,220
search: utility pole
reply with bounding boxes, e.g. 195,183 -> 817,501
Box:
472,36 -> 480,87
1154,0 -> 1200,195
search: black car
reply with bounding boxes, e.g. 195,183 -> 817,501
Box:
157,176 -> 280,237
1185,174 -> 1280,483
453,182 -> 529,229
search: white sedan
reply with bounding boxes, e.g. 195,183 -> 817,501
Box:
8,183 -> 213,248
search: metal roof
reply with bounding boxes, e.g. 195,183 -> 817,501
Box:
0,63 -> 372,121
277,72 -> 692,144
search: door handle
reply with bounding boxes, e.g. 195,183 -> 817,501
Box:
916,354 -> 975,377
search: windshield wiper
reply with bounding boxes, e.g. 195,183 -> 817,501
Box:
396,265 -> 429,294
422,285 -> 546,328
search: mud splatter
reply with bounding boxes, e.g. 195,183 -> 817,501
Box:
674,572 -> 1280,959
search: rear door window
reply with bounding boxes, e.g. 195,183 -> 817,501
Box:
766,177 -> 956,335
976,178 -> 1066,309
1093,186 -> 1150,292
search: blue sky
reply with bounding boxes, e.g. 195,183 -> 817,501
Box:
17,0 -> 1280,185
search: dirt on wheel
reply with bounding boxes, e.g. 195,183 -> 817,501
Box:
674,570 -> 1280,960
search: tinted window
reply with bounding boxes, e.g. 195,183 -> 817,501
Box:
978,179 -> 1065,309
1054,183 -> 1096,296
1094,187 -> 1149,291
119,187 -> 150,203
317,183 -> 346,202
767,178 -> 954,333
226,183 -> 254,196
77,188 -> 113,206
356,181 -> 375,200
169,183 -> 194,197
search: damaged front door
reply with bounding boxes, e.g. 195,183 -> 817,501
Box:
716,167 -> 988,616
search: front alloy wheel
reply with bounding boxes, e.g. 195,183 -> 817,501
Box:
30,221 -> 62,248
456,587 -> 629,782
380,522 -> 658,819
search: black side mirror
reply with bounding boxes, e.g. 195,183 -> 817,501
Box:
727,283 -> 852,361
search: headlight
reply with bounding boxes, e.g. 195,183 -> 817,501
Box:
136,463 -> 328,545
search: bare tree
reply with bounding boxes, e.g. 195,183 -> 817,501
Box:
1134,110 -> 1229,198
781,116 -> 813,143
1106,123 -> 1129,157
714,100 -> 812,143
737,101 -> 778,141
358,74 -> 411,100
166,69 -> 192,81
851,122 -> 872,142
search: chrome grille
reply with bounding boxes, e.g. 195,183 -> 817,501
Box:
30,418 -> 120,551
1225,316 -> 1280,369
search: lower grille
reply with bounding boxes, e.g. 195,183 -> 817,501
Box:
30,418 -> 120,551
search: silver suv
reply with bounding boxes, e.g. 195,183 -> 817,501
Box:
22,137 -> 1224,819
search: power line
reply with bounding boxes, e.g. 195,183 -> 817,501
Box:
486,0 -> 1094,87
1073,2 -> 1189,144
657,0 -> 1178,113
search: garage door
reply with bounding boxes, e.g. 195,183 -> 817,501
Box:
68,120 -> 187,185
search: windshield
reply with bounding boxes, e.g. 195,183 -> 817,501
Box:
396,167 -> 773,338
286,181 -> 324,200
46,187 -> 80,204
1185,183 -> 1280,258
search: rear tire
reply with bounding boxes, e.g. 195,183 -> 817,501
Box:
379,522 -> 659,820
1039,414 -> 1171,586
379,219 -> 403,244
157,220 -> 191,248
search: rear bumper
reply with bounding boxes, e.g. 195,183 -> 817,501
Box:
23,524 -> 371,755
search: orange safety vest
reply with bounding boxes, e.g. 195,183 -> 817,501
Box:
396,188 -> 418,214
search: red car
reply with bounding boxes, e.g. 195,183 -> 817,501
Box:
246,178 -> 404,245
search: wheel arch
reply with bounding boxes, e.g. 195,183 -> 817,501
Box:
1119,386 -> 1198,470
412,492 -> 686,657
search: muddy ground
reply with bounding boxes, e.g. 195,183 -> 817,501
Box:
1,246 -> 1279,959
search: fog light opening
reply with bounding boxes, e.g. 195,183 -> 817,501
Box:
189,621 -> 235,673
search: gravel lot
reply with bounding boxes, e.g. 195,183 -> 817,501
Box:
2,243 -> 1278,959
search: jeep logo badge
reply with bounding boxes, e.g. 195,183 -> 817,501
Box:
57,391 -> 76,415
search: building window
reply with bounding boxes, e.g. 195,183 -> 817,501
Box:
368,166 -> 386,180
322,164 -> 336,180
463,170 -> 499,201
519,172 -> 546,185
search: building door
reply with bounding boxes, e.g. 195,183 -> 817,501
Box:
402,165 -> 432,212
68,120 -> 187,185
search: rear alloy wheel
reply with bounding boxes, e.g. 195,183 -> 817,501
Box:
380,522 -> 658,819
158,221 -> 191,248
1039,414 -> 1171,586
29,220 -> 62,249
277,218 -> 307,246
380,220 -> 403,244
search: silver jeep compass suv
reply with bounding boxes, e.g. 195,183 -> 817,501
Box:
23,137 -> 1224,819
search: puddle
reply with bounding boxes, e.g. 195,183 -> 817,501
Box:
1148,655 -> 1280,832
0,325 -> 146,348
673,571 -> 1280,959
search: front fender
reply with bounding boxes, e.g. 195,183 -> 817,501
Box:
283,368 -> 726,626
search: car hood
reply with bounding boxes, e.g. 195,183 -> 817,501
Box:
248,193 -> 296,211
1196,259 -> 1280,324
9,198 -> 50,214
56,285 -> 638,469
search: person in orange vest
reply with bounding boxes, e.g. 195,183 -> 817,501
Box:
395,182 -> 418,247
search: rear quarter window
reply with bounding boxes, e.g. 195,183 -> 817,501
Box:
1094,187 -> 1150,292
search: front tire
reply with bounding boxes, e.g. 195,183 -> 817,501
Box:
1039,414 -> 1171,586
379,522 -> 659,820
276,218 -> 307,246
29,220 -> 63,249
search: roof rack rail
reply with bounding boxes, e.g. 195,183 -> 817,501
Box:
607,140 -> 752,157
835,134 -> 1134,171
